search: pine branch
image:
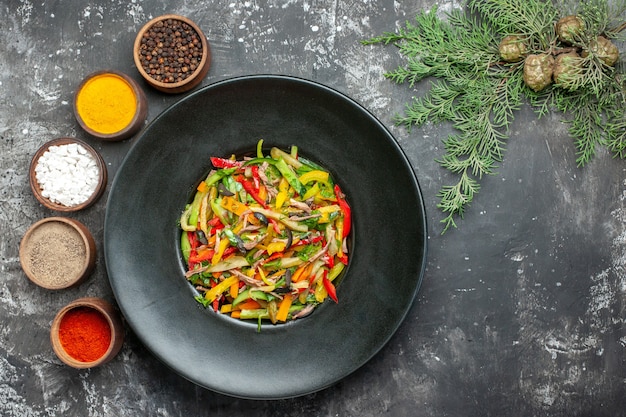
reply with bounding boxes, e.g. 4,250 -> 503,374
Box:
606,111 -> 626,158
395,80 -> 463,129
469,0 -> 558,49
364,0 -> 626,233
437,171 -> 480,233
569,102 -> 604,166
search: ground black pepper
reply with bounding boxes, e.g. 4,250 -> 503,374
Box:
21,221 -> 86,287
138,18 -> 204,84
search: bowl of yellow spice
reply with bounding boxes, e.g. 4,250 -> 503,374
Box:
74,70 -> 148,141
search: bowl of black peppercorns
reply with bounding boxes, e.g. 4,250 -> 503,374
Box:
134,14 -> 211,94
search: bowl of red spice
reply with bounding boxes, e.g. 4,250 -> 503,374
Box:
50,297 -> 124,369
19,217 -> 97,290
134,14 -> 211,94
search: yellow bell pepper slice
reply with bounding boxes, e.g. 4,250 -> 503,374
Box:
298,170 -> 329,185
211,238 -> 230,265
257,267 -> 272,286
199,192 -> 211,237
229,280 -> 240,298
221,195 -> 249,216
317,204 -> 341,223
275,177 -> 290,209
276,293 -> 293,322
204,276 -> 238,302
197,180 -> 210,193
266,241 -> 286,255
314,281 -> 328,302
302,183 -> 320,201
298,288 -> 308,303
258,184 -> 267,203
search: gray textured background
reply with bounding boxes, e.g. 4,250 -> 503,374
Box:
2,0 -> 625,416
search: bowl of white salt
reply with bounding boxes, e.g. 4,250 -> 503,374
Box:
29,138 -> 107,212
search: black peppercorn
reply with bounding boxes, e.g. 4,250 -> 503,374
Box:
137,18 -> 204,84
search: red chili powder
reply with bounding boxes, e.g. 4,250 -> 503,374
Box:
59,307 -> 111,362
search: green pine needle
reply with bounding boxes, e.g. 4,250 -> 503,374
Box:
364,0 -> 626,233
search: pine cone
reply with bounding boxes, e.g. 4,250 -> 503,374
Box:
499,35 -> 527,62
582,35 -> 620,66
523,54 -> 555,92
556,15 -> 585,45
553,52 -> 582,90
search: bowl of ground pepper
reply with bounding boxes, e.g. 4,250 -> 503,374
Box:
19,217 -> 96,290
50,297 -> 124,369
134,14 -> 210,93
74,70 -> 148,141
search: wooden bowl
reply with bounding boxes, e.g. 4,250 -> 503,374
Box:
50,297 -> 124,369
134,14 -> 211,94
19,217 -> 97,290
74,70 -> 148,141
29,137 -> 107,211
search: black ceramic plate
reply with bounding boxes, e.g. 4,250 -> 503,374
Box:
104,75 -> 427,399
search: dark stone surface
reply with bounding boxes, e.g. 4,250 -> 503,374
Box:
2,0 -> 625,415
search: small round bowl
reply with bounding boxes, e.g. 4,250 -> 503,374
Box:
29,137 -> 107,212
134,14 -> 211,94
74,70 -> 148,141
50,297 -> 124,369
19,217 -> 97,290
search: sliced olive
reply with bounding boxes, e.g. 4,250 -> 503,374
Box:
284,269 -> 292,287
217,183 -> 234,196
274,269 -> 293,294
284,228 -> 293,249
253,211 -> 269,225
195,230 -> 208,245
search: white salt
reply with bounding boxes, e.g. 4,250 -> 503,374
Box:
35,143 -> 100,207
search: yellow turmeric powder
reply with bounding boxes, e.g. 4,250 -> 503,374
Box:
75,73 -> 137,134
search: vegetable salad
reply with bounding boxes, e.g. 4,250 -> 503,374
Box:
179,141 -> 351,329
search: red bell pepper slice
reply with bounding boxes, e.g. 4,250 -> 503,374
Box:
188,231 -> 199,250
269,219 -> 281,234
334,184 -> 351,238
207,216 -> 222,226
325,253 -> 335,269
222,246 -> 238,258
186,231 -> 200,268
236,177 -> 268,209
207,215 -> 225,231
322,272 -> 338,303
262,251 -> 284,264
251,165 -> 261,188
293,235 -> 324,247
189,249 -> 215,264
210,157 -> 243,169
